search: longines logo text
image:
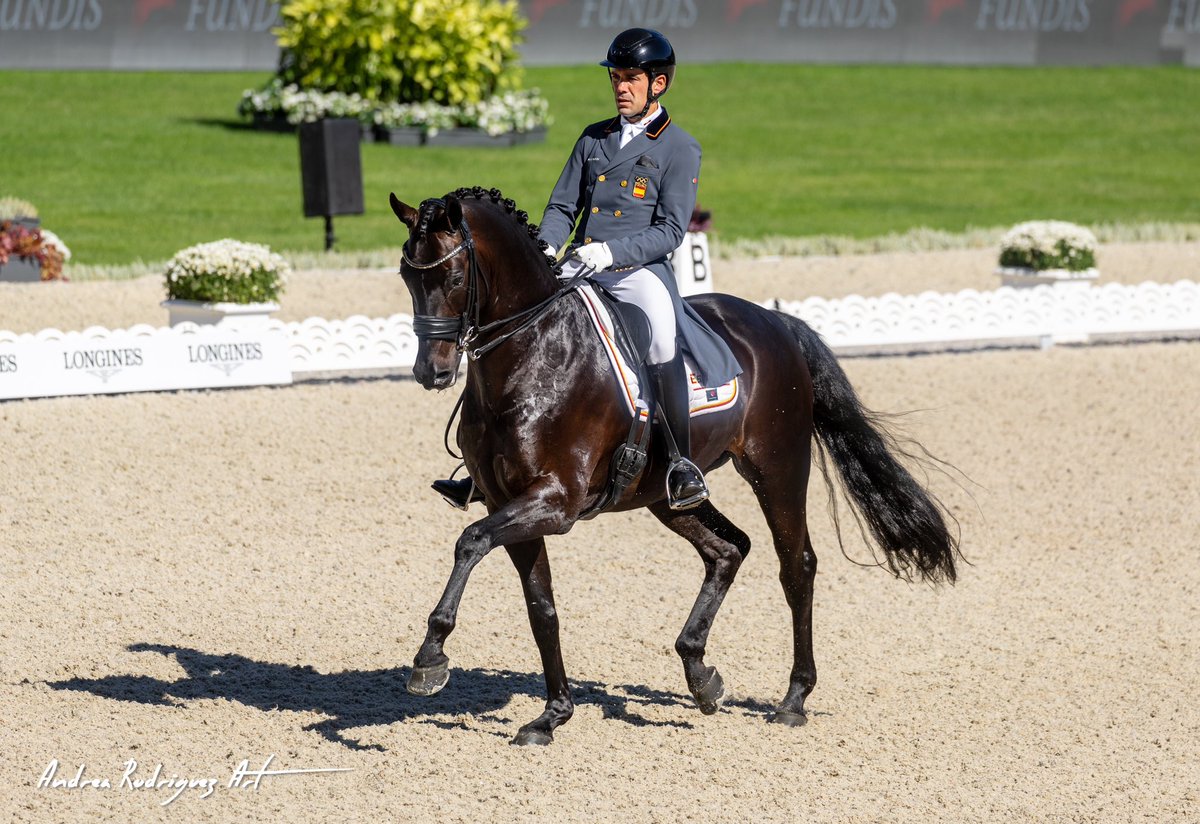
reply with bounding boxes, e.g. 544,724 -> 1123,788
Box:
187,341 -> 263,364
187,341 -> 264,376
62,347 -> 143,370
0,353 -> 16,374
0,0 -> 102,31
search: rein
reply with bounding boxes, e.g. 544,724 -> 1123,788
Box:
403,199 -> 590,362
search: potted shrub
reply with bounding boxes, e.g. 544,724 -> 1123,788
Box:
996,220 -> 1099,288
0,216 -> 69,283
162,239 -> 290,327
239,0 -> 550,146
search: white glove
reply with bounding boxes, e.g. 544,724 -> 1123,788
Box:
571,242 -> 613,272
542,244 -> 558,264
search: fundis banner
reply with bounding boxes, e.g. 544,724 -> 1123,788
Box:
519,0 -> 1200,66
0,0 -> 281,69
0,0 -> 1197,68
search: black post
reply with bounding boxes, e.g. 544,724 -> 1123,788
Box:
298,119 -> 364,252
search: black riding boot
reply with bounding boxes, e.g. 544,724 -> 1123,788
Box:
647,353 -> 709,510
432,474 -> 485,510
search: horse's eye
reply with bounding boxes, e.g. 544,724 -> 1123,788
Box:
448,269 -> 465,287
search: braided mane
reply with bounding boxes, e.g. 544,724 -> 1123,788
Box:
447,186 -> 554,263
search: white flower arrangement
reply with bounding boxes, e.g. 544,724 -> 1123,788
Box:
374,100 -> 458,134
239,82 -> 552,137
39,228 -> 70,261
459,90 -> 553,137
164,239 -> 290,304
998,220 -> 1098,274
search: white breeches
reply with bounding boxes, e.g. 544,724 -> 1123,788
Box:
562,262 -> 678,363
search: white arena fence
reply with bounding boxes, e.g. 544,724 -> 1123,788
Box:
769,278 -> 1200,355
2,279 -> 1198,402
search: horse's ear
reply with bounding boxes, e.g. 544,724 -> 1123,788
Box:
444,195 -> 463,232
389,193 -> 418,229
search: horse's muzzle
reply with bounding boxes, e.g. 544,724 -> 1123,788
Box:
413,359 -> 458,390
430,368 -> 458,390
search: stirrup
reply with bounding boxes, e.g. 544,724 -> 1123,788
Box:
666,457 -> 709,511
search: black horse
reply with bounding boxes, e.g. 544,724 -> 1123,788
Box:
391,187 -> 959,745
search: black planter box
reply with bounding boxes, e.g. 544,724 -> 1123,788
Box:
1,216 -> 39,231
512,127 -> 548,146
376,126 -> 425,147
0,257 -> 43,282
426,128 -> 514,148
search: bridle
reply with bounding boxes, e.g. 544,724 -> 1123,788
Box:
401,198 -> 590,362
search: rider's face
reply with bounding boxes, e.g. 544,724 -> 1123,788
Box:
609,68 -> 667,120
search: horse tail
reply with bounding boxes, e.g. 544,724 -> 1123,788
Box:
774,311 -> 960,584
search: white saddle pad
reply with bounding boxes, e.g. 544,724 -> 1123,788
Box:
575,283 -> 739,420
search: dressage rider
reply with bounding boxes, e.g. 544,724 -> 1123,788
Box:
434,27 -> 741,511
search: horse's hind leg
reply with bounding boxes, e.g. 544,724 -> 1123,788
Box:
735,452 -> 817,727
505,539 -> 574,746
650,500 -> 751,715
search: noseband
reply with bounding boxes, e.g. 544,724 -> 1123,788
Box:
402,198 -> 589,361
402,199 -> 480,347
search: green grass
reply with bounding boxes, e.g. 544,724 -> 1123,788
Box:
2,65 -> 1198,266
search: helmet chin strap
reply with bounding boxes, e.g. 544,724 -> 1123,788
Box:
632,71 -> 664,122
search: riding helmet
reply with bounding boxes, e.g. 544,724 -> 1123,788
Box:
600,28 -> 676,90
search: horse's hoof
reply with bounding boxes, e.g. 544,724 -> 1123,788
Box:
694,668 -> 725,715
511,728 -> 553,746
406,661 -> 449,696
768,710 -> 808,727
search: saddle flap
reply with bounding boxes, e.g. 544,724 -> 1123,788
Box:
591,284 -> 652,367
611,301 -> 652,367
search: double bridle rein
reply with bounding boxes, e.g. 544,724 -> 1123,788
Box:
401,198 -> 588,362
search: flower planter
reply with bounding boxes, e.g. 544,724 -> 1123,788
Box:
995,267 -> 1099,289
359,122 -> 377,143
162,300 -> 280,329
1,216 -> 39,231
425,128 -> 514,148
377,126 -> 425,147
511,126 -> 547,146
0,257 -> 42,282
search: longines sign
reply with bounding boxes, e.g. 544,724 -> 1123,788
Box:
0,325 -> 291,400
0,1 -> 1196,69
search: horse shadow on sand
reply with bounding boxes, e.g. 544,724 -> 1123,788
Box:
49,644 -> 778,750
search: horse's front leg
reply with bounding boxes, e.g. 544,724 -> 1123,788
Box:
505,539 -> 572,746
407,488 -> 574,700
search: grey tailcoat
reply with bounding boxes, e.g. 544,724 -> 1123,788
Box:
539,108 -> 742,387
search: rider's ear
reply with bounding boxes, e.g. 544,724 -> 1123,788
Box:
444,195 -> 463,232
389,193 -> 419,229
